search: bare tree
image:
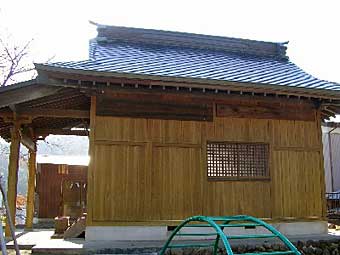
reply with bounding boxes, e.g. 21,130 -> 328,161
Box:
0,35 -> 35,87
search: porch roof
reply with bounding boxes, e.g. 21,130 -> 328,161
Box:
0,80 -> 90,141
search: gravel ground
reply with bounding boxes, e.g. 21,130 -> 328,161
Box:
4,250 -> 31,255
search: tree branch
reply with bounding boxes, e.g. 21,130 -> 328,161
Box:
0,36 -> 34,87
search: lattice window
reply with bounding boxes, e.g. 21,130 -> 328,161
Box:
207,142 -> 269,180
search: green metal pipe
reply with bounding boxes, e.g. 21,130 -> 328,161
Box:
234,251 -> 295,255
176,233 -> 217,236
242,216 -> 300,255
185,223 -> 261,228
213,220 -> 229,255
159,215 -> 301,255
168,243 -> 214,249
159,216 -> 233,255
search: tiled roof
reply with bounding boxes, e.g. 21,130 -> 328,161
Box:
39,25 -> 340,92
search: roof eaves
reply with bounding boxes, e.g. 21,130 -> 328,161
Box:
0,79 -> 37,94
0,78 -> 64,109
35,63 -> 340,100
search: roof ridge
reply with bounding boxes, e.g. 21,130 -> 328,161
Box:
93,24 -> 288,60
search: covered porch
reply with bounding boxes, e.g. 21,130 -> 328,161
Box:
0,79 -> 90,237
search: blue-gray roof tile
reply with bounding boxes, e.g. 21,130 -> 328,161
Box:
40,25 -> 340,92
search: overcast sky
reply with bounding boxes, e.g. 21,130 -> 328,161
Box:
1,0 -> 340,85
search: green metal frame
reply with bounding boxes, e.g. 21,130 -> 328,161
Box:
159,215 -> 301,255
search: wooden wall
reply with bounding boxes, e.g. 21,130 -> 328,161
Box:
87,99 -> 325,226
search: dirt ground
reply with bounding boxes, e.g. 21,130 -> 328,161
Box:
2,250 -> 31,255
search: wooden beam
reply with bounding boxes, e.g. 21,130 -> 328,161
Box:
20,130 -> 36,152
96,89 -> 317,110
0,109 -> 90,119
25,147 -> 36,230
1,114 -> 32,124
322,108 -> 336,118
18,108 -> 90,119
35,128 -> 89,137
95,91 -> 314,121
216,103 -> 316,121
96,98 -> 213,121
5,124 -> 21,237
0,84 -> 60,108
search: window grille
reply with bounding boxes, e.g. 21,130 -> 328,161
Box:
207,142 -> 269,180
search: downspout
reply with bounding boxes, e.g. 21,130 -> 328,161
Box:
328,127 -> 337,192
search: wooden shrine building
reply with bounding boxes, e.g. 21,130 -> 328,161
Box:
1,24 -> 340,240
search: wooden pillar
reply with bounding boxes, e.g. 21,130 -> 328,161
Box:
86,95 -> 96,225
25,144 -> 36,230
317,109 -> 328,219
5,125 -> 21,237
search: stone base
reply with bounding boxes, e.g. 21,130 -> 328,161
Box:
85,221 -> 328,241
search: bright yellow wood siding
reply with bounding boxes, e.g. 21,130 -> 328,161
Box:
89,113 -> 325,225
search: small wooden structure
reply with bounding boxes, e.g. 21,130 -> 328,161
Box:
36,156 -> 88,219
1,24 -> 340,238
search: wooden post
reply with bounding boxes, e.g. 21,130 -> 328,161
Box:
5,124 -> 21,237
86,95 -> 96,226
25,143 -> 37,230
317,109 -> 328,219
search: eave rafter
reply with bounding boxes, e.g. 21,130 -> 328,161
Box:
40,72 -> 340,121
37,66 -> 340,101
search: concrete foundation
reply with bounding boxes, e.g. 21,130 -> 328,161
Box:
272,221 -> 328,236
86,226 -> 168,241
85,221 -> 328,241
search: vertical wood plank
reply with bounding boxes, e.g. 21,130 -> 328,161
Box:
90,112 -> 324,224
